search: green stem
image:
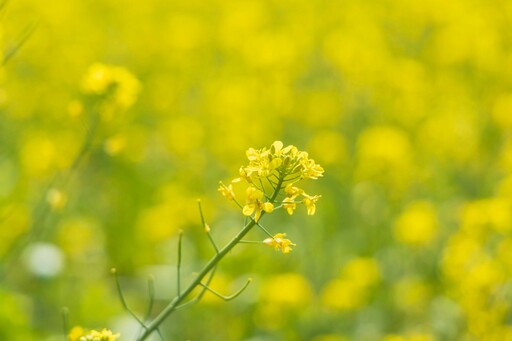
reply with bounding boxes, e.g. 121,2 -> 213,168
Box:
137,175 -> 285,340
138,218 -> 256,340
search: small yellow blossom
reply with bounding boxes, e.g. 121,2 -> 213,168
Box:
282,197 -> 297,215
69,327 -> 120,341
218,181 -> 236,200
303,193 -> 321,215
285,184 -> 303,198
300,153 -> 325,180
242,186 -> 273,221
263,233 -> 295,254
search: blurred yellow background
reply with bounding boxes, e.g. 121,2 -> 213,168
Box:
1,0 -> 512,339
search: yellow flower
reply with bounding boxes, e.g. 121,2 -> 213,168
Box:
299,154 -> 325,180
303,193 -> 321,215
46,188 -> 67,210
69,326 -> 86,341
263,233 -> 296,254
68,327 -> 120,341
282,197 -> 297,215
285,184 -> 303,198
394,201 -> 438,246
218,181 -> 236,200
242,186 -> 273,221
81,63 -> 140,110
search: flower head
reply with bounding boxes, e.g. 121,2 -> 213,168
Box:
239,141 -> 323,183
220,141 -> 323,222
263,233 -> 296,254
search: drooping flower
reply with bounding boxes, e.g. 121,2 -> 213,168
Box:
302,193 -> 321,215
263,233 -> 296,254
282,197 -> 297,215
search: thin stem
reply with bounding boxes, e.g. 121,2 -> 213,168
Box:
3,21 -> 37,65
138,223 -> 252,339
61,307 -> 69,341
198,200 -> 219,253
144,276 -> 155,322
196,266 -> 217,301
198,278 -> 252,301
111,268 -> 147,330
177,230 -> 183,296
255,221 -> 274,238
138,175 -> 285,340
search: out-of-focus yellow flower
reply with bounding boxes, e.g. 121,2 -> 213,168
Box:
442,233 -> 484,280
460,198 -> 512,235
393,277 -> 432,312
261,272 -> 313,307
46,188 -> 67,210
307,131 -> 347,166
263,233 -> 295,254
492,94 -> 512,130
341,257 -> 380,287
321,278 -> 366,311
103,135 -> 126,156
57,217 -> 103,262
242,186 -> 273,222
417,110 -> 480,164
394,201 -> 438,246
20,133 -> 56,177
322,257 -> 380,311
68,100 -> 84,118
0,204 -> 30,256
81,63 -> 140,111
135,183 -> 197,243
68,326 -> 86,341
356,126 -> 414,192
68,326 -> 119,341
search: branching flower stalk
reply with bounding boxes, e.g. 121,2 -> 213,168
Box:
1,64 -> 140,277
109,141 -> 325,340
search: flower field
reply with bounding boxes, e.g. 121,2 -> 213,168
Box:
1,0 -> 512,340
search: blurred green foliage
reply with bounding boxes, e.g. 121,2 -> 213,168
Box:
1,0 -> 512,340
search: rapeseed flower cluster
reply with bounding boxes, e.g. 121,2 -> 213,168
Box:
219,141 -> 323,219
219,141 -> 323,253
